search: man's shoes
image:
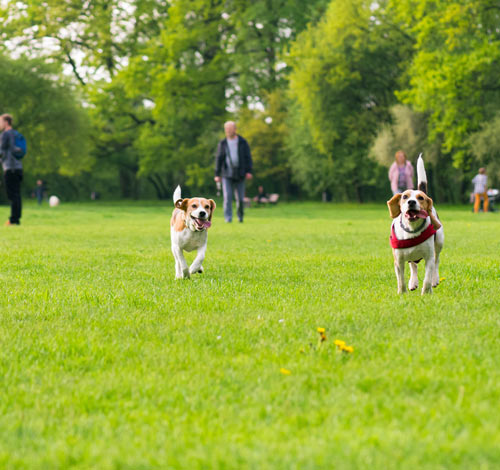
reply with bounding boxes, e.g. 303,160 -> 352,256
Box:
5,220 -> 19,226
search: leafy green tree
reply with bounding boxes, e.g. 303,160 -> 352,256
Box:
469,114 -> 500,189
237,90 -> 292,196
392,0 -> 500,169
228,0 -> 330,103
0,0 -> 167,84
287,0 -> 412,201
118,0 -> 230,198
370,105 -> 462,201
0,54 -> 92,177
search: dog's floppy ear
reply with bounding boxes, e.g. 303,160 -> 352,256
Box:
423,195 -> 442,230
387,193 -> 402,218
175,198 -> 189,211
208,199 -> 216,221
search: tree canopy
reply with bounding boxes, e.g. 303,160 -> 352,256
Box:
1,0 -> 498,200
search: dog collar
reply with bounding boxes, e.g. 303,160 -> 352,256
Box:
400,217 -> 426,233
390,223 -> 436,249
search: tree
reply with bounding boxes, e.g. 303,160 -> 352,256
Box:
468,114 -> 500,189
287,0 -> 412,201
392,0 -> 500,169
370,105 -> 461,201
237,90 -> 292,196
117,0 -> 230,198
0,54 -> 92,177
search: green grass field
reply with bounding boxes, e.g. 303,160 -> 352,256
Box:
0,201 -> 498,469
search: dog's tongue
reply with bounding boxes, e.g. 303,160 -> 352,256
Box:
197,219 -> 211,229
406,209 -> 428,219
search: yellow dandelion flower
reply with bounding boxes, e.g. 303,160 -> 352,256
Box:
341,345 -> 354,353
280,368 -> 291,375
317,327 -> 325,334
334,339 -> 346,348
439,277 -> 446,282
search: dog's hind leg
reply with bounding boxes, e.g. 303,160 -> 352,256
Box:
422,257 -> 435,294
432,239 -> 444,288
408,262 -> 419,291
395,259 -> 407,294
189,244 -> 207,275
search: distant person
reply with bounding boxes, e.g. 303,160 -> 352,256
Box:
214,121 -> 253,223
472,167 -> 489,213
389,150 -> 414,195
34,179 -> 45,205
253,185 -> 269,204
0,114 -> 23,225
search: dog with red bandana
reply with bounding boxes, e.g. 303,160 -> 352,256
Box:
171,186 -> 216,280
387,155 -> 444,294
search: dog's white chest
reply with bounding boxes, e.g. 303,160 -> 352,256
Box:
172,227 -> 207,252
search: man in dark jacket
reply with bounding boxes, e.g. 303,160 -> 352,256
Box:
0,114 -> 23,226
214,121 -> 253,223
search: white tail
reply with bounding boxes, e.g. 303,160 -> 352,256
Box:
416,153 -> 428,193
417,153 -> 426,185
173,185 -> 182,205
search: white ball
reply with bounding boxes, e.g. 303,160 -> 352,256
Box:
49,195 -> 60,207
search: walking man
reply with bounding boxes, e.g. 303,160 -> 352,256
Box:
0,114 -> 23,225
214,121 -> 253,223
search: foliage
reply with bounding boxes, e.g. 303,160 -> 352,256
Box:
468,114 -> 500,188
370,105 -> 437,167
237,90 -> 291,195
371,105 -> 464,201
0,54 -> 92,177
392,0 -> 500,169
2,0 -> 500,201
287,0 -> 412,200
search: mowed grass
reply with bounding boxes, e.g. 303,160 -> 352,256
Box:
0,200 -> 499,469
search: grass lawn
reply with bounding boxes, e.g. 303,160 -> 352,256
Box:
0,200 -> 499,469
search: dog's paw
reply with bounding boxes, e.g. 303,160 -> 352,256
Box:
190,265 -> 204,275
421,286 -> 432,295
408,281 -> 418,291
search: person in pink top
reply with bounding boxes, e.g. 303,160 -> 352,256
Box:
388,150 -> 414,195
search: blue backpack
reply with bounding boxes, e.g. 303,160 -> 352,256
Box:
13,130 -> 27,159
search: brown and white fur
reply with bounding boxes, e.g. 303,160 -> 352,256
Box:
387,155 -> 444,294
171,186 -> 216,280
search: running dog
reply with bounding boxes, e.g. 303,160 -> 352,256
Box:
387,155 -> 444,294
170,186 -> 216,279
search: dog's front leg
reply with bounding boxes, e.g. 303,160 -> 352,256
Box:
172,245 -> 190,279
422,257 -> 435,294
189,244 -> 207,275
394,256 -> 406,294
408,262 -> 419,291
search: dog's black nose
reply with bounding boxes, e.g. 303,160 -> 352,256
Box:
408,200 -> 416,206
199,211 -> 206,218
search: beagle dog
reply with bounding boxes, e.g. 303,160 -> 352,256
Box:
171,186 -> 216,279
387,155 -> 444,294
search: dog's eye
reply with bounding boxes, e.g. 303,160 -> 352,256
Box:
204,205 -> 210,209
192,204 -> 197,209
402,195 -> 408,199
417,196 -> 424,201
